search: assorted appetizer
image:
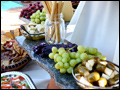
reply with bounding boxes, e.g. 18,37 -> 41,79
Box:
74,57 -> 119,87
1,75 -> 30,89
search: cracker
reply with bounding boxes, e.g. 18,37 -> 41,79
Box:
14,28 -> 21,38
1,35 -> 11,45
5,32 -> 14,39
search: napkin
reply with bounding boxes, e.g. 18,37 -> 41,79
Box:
65,1 -> 119,64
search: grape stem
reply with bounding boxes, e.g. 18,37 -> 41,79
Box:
66,45 -> 77,52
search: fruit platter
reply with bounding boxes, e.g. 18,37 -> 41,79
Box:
19,1 -> 77,24
1,29 -> 31,73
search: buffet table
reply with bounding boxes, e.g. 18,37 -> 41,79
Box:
16,36 -> 81,89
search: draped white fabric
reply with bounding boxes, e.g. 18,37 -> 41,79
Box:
66,1 -> 119,64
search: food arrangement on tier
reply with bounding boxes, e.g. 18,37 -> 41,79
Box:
33,42 -> 107,74
1,75 -> 30,89
2,1 -> 119,89
19,1 -> 75,24
20,1 -> 44,19
20,22 -> 45,40
1,29 -> 31,73
73,57 -> 119,88
1,72 -> 36,89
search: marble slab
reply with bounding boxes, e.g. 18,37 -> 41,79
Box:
16,36 -> 81,89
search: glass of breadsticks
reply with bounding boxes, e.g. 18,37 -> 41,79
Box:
42,1 -> 65,44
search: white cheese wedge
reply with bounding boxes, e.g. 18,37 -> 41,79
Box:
102,73 -> 110,80
86,62 -> 92,71
110,72 -> 115,78
88,59 -> 95,66
104,67 -> 113,76
79,76 -> 91,86
36,24 -> 45,33
98,79 -> 106,87
114,70 -> 119,75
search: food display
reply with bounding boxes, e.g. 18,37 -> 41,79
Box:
1,71 -> 36,89
20,22 -> 45,40
73,57 -> 119,88
33,42 -> 106,74
1,30 -> 30,72
20,1 -> 44,19
46,44 -> 106,74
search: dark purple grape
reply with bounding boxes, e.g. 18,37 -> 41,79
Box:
37,1 -> 40,4
33,42 -> 78,58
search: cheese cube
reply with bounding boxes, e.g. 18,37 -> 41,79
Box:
79,76 -> 91,86
104,67 -> 113,76
88,59 -> 95,66
110,72 -> 115,78
114,70 -> 119,75
86,62 -> 92,71
102,73 -> 110,80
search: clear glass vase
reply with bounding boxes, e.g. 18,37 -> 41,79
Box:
45,13 -> 65,44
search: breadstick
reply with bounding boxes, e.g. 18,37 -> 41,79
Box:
45,1 -> 51,14
52,29 -> 56,43
41,1 -> 50,14
55,2 -> 61,43
51,1 -> 57,19
60,1 -> 65,13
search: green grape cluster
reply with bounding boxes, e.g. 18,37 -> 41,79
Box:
49,45 -> 106,74
30,8 -> 46,24
49,47 -> 82,74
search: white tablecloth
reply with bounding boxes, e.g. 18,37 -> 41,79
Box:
20,61 -> 51,89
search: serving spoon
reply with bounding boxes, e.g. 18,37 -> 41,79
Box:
20,25 -> 31,37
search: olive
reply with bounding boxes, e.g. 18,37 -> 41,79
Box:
96,63 -> 106,72
106,62 -> 116,71
98,77 -> 107,87
87,72 -> 100,83
82,59 -> 88,66
78,66 -> 90,77
74,68 -> 78,74
108,78 -> 115,86
76,64 -> 82,72
92,56 -> 100,64
113,74 -> 119,81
